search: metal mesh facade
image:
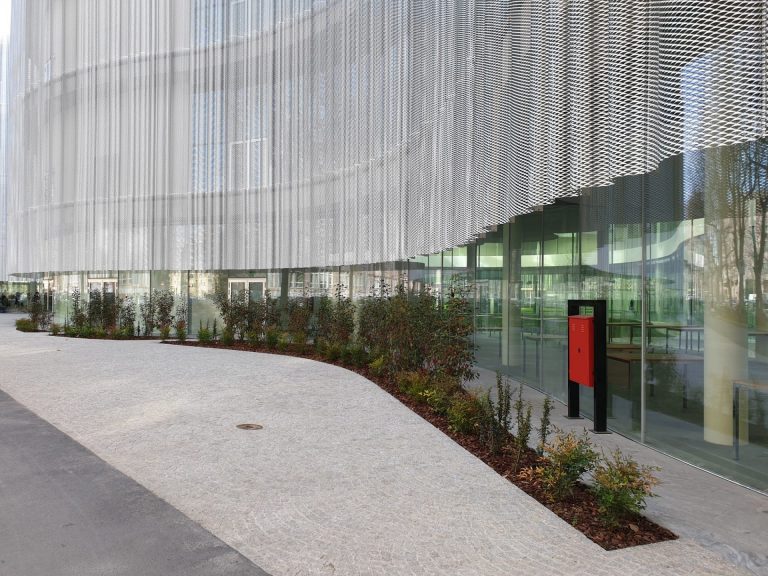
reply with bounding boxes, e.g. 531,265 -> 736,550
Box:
6,0 -> 767,275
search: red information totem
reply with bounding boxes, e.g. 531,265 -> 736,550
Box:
568,315 -> 594,388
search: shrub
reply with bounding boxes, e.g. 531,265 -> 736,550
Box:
276,333 -> 290,352
70,287 -> 87,329
419,386 -> 451,415
93,327 -> 107,339
245,329 -> 261,347
174,321 -> 186,342
198,321 -> 212,343
174,300 -> 188,341
221,327 -> 235,346
101,288 -> 118,331
531,430 -> 599,501
341,342 -> 369,368
368,355 -> 387,377
154,289 -> 175,339
314,295 -> 333,344
330,285 -> 356,346
265,326 -> 280,349
50,323 -> 62,335
538,396 -> 553,455
139,293 -> 156,336
447,393 -> 483,435
431,281 -> 476,382
212,288 -> 249,341
592,449 -> 660,526
357,281 -> 391,357
513,385 -> 532,450
321,340 -> 342,361
28,299 -> 53,331
479,373 -> 512,454
15,318 -> 37,332
119,296 -> 136,335
287,292 -> 312,346
388,283 -> 437,374
87,289 -> 102,328
396,371 -> 431,400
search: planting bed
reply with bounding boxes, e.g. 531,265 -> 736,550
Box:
168,339 -> 677,551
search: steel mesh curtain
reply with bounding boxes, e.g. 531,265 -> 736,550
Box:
7,0 -> 768,275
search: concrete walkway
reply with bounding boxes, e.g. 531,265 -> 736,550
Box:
0,314 -> 753,576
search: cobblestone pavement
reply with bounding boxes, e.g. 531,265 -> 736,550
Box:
0,316 -> 749,576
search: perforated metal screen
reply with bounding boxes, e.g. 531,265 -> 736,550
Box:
6,0 -> 767,274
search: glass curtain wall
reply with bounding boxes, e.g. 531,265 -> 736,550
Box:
489,143 -> 768,491
642,142 -> 768,491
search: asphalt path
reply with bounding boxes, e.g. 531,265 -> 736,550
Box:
0,389 -> 270,576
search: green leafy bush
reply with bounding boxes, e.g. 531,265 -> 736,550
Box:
368,355 -> 387,377
50,323 -> 62,335
139,293 -> 157,336
245,329 -> 261,347
221,327 -> 235,346
529,430 -> 599,501
276,333 -> 290,352
174,300 -> 188,341
431,281 -> 477,382
538,396 -> 553,455
479,373 -> 512,454
357,281 -> 391,358
154,289 -> 176,339
341,342 -> 368,367
28,299 -> 53,331
15,318 -> 37,332
87,289 -> 103,328
287,292 -> 312,346
316,285 -> 356,347
513,385 -> 532,450
592,449 -> 660,526
447,393 -> 483,435
265,326 -> 280,349
119,296 -> 136,336
396,371 -> 431,400
419,386 -> 451,415
70,287 -> 87,329
198,321 -> 212,343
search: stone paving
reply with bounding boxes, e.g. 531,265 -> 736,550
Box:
0,314 -> 750,576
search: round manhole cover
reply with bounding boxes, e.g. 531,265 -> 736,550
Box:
236,423 -> 263,430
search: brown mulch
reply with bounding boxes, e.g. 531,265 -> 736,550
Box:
167,339 -> 677,550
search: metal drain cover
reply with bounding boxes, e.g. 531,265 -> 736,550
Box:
236,423 -> 263,430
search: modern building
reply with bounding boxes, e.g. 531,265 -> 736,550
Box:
4,1 -> 768,491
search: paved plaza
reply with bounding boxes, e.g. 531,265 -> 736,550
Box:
0,314 -> 760,576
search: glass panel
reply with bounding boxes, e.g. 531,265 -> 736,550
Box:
248,281 -> 264,302
579,180 -> 644,433
189,272 -> 219,335
539,202 -> 579,400
643,142 -> 768,491
230,281 -> 246,299
474,229 -> 504,371
515,210 -> 542,387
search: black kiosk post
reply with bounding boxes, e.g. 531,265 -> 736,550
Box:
566,299 -> 609,434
